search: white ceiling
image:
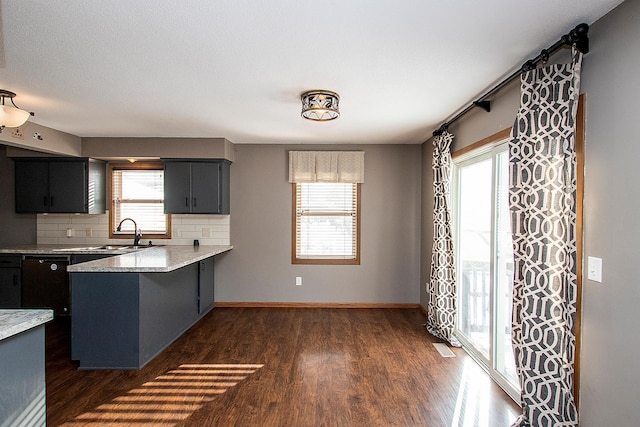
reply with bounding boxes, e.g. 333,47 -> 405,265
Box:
0,0 -> 624,144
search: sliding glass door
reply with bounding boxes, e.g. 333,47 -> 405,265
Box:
456,155 -> 492,360
453,143 -> 519,401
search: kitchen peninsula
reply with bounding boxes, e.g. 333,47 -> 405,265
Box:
0,309 -> 53,426
67,245 -> 232,369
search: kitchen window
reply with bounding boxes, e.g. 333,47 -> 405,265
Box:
109,163 -> 171,240
292,182 -> 360,265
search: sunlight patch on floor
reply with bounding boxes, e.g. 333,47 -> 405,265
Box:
450,359 -> 517,427
59,363 -> 264,427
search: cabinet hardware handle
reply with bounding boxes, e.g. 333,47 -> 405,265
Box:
50,196 -> 54,207
193,197 -> 197,208
185,197 -> 189,207
44,196 -> 48,207
13,274 -> 18,286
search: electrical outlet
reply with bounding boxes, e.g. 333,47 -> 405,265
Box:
11,127 -> 24,140
296,277 -> 302,286
202,227 -> 211,237
587,256 -> 602,282
86,228 -> 93,237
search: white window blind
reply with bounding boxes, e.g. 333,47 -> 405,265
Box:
111,167 -> 168,235
294,182 -> 359,262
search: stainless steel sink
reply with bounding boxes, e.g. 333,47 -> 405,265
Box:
97,245 -> 133,250
51,246 -> 104,252
104,245 -> 164,250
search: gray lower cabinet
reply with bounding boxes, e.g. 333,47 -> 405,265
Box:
0,256 -> 21,308
0,325 -> 47,426
71,257 -> 216,369
14,157 -> 106,214
198,257 -> 214,313
163,159 -> 230,214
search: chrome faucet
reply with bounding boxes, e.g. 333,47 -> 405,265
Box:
116,218 -> 142,246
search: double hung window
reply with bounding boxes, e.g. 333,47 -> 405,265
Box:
289,151 -> 364,265
292,182 -> 360,264
109,163 -> 171,239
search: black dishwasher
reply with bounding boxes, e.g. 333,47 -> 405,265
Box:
22,256 -> 70,316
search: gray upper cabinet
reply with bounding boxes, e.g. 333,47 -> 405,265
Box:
163,159 -> 230,214
14,158 -> 106,214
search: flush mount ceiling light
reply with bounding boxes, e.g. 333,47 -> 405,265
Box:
0,89 -> 34,130
301,90 -> 340,121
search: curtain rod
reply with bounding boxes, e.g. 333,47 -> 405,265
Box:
432,23 -> 589,136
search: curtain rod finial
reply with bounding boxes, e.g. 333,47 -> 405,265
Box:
433,124 -> 449,137
574,23 -> 589,37
571,23 -> 589,54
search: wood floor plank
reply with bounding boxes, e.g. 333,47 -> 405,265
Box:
45,308 -> 519,426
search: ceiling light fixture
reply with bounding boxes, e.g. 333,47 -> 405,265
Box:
0,89 -> 34,131
301,90 -> 340,121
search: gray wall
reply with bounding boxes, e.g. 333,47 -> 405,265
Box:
0,121 -> 81,156
420,143 -> 434,308
82,137 -> 234,162
0,146 -> 36,245
579,0 -> 640,424
419,0 -> 640,423
215,144 -> 422,304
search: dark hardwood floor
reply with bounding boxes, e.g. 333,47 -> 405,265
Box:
45,308 -> 519,426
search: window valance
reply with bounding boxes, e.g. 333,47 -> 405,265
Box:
288,151 -> 365,183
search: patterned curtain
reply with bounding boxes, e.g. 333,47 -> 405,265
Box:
426,130 -> 459,347
509,49 -> 582,426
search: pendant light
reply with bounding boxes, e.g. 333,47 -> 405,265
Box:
0,90 -> 33,130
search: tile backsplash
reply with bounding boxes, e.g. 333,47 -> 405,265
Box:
37,212 -> 230,246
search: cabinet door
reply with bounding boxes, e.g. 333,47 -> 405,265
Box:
0,268 -> 21,308
191,162 -> 221,214
164,161 -> 192,214
49,161 -> 88,213
198,258 -> 214,313
15,160 -> 49,213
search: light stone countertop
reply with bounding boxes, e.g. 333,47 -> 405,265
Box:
66,245 -> 233,273
0,244 -> 232,273
0,244 -> 147,255
0,309 -> 54,341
